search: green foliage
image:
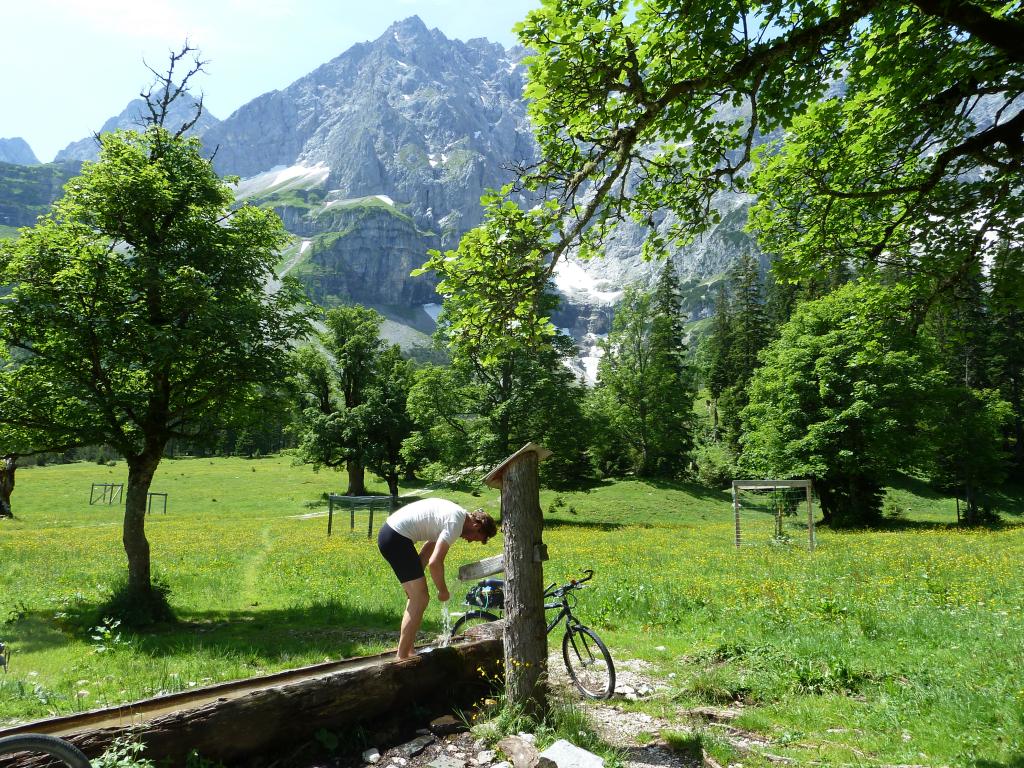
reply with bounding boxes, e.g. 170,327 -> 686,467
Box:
402,364 -> 478,478
691,441 -> 736,489
516,0 -> 1023,291
474,693 -> 621,766
91,736 -> 155,768
289,306 -> 414,496
740,281 -> 939,525
89,618 -> 129,654
929,387 -> 1011,520
412,194 -> 592,483
0,160 -> 81,228
592,273 -> 696,477
96,577 -> 175,629
700,282 -> 734,402
184,750 -> 227,768
415,191 -> 560,368
660,731 -> 705,760
1,458 -> 1023,765
987,243 -> 1024,479
406,328 -> 591,486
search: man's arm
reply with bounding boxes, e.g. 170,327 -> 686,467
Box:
419,540 -> 436,568
427,540 -> 452,601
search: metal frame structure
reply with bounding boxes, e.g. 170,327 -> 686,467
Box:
89,483 -> 124,505
327,494 -> 395,538
731,479 -> 816,551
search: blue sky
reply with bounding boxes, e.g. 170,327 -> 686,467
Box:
2,0 -> 543,162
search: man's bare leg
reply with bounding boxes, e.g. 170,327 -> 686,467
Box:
398,577 -> 429,659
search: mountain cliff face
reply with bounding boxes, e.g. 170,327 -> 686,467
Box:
0,138 -> 39,165
55,95 -> 219,162
203,16 -> 536,317
0,160 -> 81,230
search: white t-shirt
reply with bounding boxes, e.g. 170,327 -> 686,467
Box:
386,498 -> 467,545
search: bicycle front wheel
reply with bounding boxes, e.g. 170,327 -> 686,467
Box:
451,609 -> 500,638
562,625 -> 615,699
0,733 -> 91,768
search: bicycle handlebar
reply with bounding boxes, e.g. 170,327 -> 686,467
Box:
544,569 -> 596,598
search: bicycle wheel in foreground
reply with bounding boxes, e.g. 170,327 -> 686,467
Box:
562,625 -> 616,699
0,733 -> 91,768
450,609 -> 500,638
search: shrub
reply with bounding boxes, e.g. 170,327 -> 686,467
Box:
95,577 -> 174,629
692,441 -> 736,488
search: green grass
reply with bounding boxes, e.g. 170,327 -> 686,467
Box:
1,457 -> 1022,767
0,225 -> 20,240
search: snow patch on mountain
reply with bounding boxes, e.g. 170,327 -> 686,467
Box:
553,257 -> 625,306
423,303 -> 443,322
233,163 -> 331,200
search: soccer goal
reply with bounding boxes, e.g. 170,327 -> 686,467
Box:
731,479 -> 816,551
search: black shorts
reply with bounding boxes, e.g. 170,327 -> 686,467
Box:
377,522 -> 424,584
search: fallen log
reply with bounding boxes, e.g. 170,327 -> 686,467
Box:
0,633 -> 503,768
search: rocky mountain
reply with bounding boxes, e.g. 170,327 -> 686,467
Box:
197,17 -> 765,359
0,138 -> 39,165
0,160 -> 81,231
203,16 -> 539,329
55,95 -> 219,162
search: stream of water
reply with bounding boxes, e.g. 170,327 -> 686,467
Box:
438,600 -> 452,647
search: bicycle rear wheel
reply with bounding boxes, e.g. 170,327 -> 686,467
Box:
562,625 -> 615,699
0,733 -> 91,768
450,609 -> 500,638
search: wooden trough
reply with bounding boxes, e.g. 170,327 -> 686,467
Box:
0,627 -> 503,768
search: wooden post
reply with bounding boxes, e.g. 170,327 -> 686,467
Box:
483,443 -> 551,717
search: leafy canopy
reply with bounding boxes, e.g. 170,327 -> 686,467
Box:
0,126 -> 308,457
515,0 -> 1023,281
740,281 -> 940,524
415,191 -> 560,366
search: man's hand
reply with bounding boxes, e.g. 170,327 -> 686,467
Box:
428,540 -> 452,604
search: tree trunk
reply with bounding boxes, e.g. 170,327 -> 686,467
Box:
124,451 -> 161,594
386,472 -> 399,501
0,639 -> 502,768
0,455 -> 15,519
1012,385 -> 1024,473
501,450 -> 547,717
346,459 -> 366,496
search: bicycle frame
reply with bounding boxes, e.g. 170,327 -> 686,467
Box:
544,595 -> 582,635
543,568 -> 593,634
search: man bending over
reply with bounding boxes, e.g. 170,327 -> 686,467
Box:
377,497 -> 497,658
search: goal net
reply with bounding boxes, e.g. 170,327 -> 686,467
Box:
731,480 -> 816,550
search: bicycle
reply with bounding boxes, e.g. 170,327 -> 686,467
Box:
450,568 -> 616,699
0,733 -> 91,768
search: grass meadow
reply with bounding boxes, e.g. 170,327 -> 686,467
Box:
0,455 -> 1022,767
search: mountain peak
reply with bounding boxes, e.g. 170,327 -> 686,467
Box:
55,94 -> 219,163
388,15 -> 430,36
381,15 -> 442,49
0,137 -> 40,165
